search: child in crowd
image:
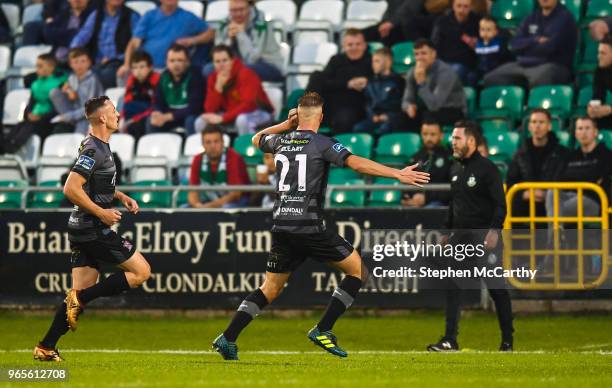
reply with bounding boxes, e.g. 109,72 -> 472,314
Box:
475,17 -> 512,77
50,47 -> 104,134
121,51 -> 160,139
353,47 -> 405,134
5,54 -> 68,152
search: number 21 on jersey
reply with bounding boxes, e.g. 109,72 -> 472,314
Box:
275,154 -> 307,192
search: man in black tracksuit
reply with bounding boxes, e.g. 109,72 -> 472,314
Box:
427,121 -> 514,352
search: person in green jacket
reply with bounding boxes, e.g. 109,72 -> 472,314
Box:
5,54 -> 67,152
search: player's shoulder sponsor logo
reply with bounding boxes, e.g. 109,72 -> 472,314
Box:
332,143 -> 346,153
76,154 -> 95,170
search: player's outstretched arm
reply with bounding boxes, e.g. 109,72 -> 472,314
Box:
64,172 -> 122,226
345,155 -> 430,187
251,109 -> 298,148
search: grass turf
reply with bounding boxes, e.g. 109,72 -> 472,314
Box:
0,311 -> 610,387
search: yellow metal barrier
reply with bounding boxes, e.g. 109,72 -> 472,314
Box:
504,182 -> 610,290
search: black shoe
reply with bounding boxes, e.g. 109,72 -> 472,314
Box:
427,337 -> 459,352
499,341 -> 513,352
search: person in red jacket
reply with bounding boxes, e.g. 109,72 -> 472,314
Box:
120,51 -> 160,139
195,44 -> 274,135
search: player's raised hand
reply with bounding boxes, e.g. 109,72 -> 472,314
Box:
98,208 -> 122,226
287,108 -> 298,127
122,195 -> 140,214
398,164 -> 430,187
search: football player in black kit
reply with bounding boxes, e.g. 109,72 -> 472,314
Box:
426,121 -> 514,353
33,96 -> 151,362
212,92 -> 430,360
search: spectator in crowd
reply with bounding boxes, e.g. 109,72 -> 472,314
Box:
120,51 -> 160,139
506,108 -> 568,220
306,29 -> 372,133
249,153 -> 277,208
545,116 -> 612,222
118,0 -> 214,78
0,5 -> 11,44
23,0 -> 94,63
196,45 -> 273,136
475,16 -> 512,78
402,39 -> 466,130
4,54 -> 68,153
211,0 -> 283,82
188,125 -> 250,208
50,48 -> 104,135
352,47 -> 405,134
362,0 -> 428,46
589,17 -> 612,42
483,0 -> 577,88
402,120 -> 452,208
431,0 -> 481,86
147,44 -> 204,134
42,0 -> 68,20
70,0 -> 140,88
588,35 -> 612,130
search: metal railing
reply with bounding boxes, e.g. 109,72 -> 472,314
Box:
504,182 -> 610,290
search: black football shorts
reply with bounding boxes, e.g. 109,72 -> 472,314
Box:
267,229 -> 355,273
70,228 -> 136,269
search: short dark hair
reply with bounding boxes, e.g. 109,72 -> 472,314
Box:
202,125 -> 224,137
38,53 -> 57,67
601,34 -> 612,47
454,120 -> 483,144
480,16 -> 498,28
298,92 -> 324,108
85,95 -> 110,118
211,44 -> 234,58
530,108 -> 552,122
68,47 -> 91,61
130,50 -> 153,66
344,28 -> 365,39
421,119 -> 441,130
414,38 -> 435,50
167,43 -> 189,57
373,47 -> 392,59
575,115 -> 598,129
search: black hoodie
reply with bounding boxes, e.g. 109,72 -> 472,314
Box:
561,142 -> 612,203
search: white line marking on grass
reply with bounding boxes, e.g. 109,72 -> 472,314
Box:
576,343 -> 612,349
2,349 -> 611,355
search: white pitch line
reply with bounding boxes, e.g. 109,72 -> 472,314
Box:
2,349 -> 611,355
576,343 -> 612,349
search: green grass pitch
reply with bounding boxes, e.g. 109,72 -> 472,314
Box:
0,311 -> 610,387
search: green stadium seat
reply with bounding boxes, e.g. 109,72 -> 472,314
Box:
233,134 -> 263,165
585,0 -> 611,22
580,34 -> 599,70
560,0 -> 583,22
374,133 -> 421,165
329,168 -> 360,183
464,86 -> 477,118
330,179 -> 365,207
0,180 -> 27,209
28,181 -> 63,208
527,85 -> 574,120
279,88 -> 304,120
577,71 -> 594,89
334,133 -> 374,159
574,86 -> 593,116
491,159 -> 509,181
391,41 -> 414,74
368,177 -> 401,207
491,0 -> 535,29
555,130 -> 572,147
485,131 -> 520,163
318,126 -> 333,135
130,180 -> 172,208
480,119 -> 512,135
597,131 -> 612,149
368,41 -> 384,54
476,85 -> 525,123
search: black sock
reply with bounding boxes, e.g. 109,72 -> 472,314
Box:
223,288 -> 269,342
317,275 -> 362,332
78,272 -> 130,305
444,288 -> 462,341
40,302 -> 69,349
